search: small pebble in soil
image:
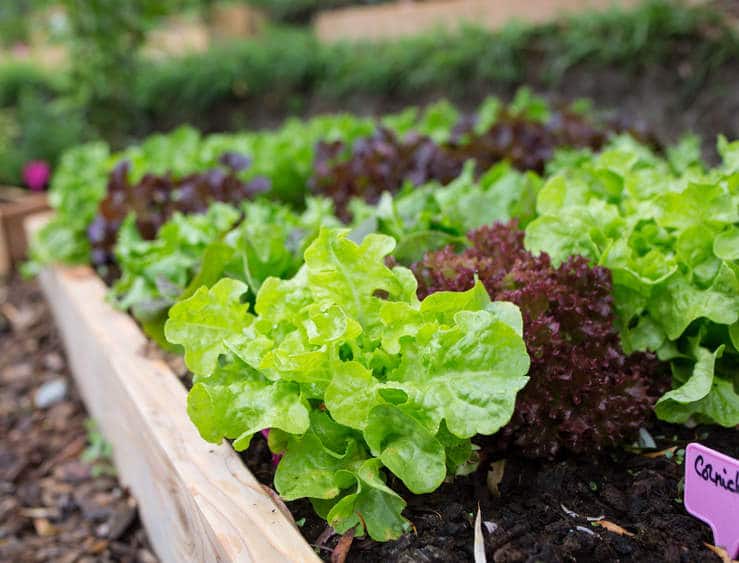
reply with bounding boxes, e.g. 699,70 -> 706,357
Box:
43,352 -> 65,372
34,377 -> 68,408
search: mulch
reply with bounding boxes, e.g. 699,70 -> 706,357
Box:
0,276 -> 158,563
243,421 -> 737,562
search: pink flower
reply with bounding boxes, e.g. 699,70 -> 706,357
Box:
22,160 -> 50,191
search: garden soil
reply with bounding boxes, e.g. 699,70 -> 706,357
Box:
243,411 -> 738,562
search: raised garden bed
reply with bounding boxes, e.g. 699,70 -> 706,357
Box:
0,186 -> 49,276
27,215 -> 320,563
24,93 -> 738,561
27,215 -> 738,562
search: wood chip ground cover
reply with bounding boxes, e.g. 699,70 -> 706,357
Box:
0,276 -> 158,563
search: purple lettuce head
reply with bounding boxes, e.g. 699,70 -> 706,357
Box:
412,221 -> 668,458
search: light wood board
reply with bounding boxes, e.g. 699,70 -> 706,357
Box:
0,210 -> 9,278
27,214 -> 319,563
316,0 -> 647,42
0,188 -> 49,270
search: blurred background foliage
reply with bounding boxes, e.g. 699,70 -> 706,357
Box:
0,0 -> 738,186
244,0 -> 388,24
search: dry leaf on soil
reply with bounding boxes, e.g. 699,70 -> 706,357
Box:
704,542 -> 738,563
641,446 -> 677,459
487,460 -> 506,497
331,528 -> 355,563
594,519 -> 634,537
474,505 -> 487,563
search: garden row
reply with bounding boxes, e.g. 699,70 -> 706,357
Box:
3,0 -> 738,186
29,91 -> 739,559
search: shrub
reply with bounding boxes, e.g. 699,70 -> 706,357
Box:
0,89 -> 87,186
0,62 -> 60,108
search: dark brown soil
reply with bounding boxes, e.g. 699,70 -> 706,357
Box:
0,277 -> 158,563
242,418 -> 737,562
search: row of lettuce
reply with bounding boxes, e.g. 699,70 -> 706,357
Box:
29,92 -> 738,542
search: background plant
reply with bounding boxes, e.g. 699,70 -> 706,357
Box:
0,89 -> 86,186
2,0 -> 738,186
59,0 -> 202,143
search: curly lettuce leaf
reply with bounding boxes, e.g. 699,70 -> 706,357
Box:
112,203 -> 240,309
275,412 -> 410,541
188,357 -> 309,450
168,228 -> 530,539
29,115 -> 375,272
349,161 -> 542,264
655,345 -> 737,426
26,142 -> 112,270
304,229 -> 403,325
524,136 -> 739,426
237,197 -> 340,293
165,278 -> 254,376
110,198 -> 339,347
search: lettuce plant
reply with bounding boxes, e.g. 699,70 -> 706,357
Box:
110,197 -> 340,347
413,221 -> 665,457
310,91 -> 632,221
27,115 -> 375,271
87,156 -> 270,270
348,160 -> 543,263
165,228 -> 530,540
109,202 -> 241,346
525,136 -> 739,426
26,142 -> 112,270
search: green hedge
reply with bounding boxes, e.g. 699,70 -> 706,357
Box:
133,1 -> 738,129
0,63 -> 83,185
0,61 -> 62,108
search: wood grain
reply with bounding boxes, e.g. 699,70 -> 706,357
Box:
0,188 -> 49,269
0,208 -> 9,277
315,0 -> 645,42
27,215 -> 319,563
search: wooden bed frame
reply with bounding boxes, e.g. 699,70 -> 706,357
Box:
27,214 -> 320,563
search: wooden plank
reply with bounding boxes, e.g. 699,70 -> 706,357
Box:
314,0 -> 644,42
0,188 -> 49,264
0,186 -> 29,201
0,210 -> 9,278
26,214 -> 319,563
209,4 -> 265,39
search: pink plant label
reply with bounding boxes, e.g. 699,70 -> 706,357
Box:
685,443 -> 739,558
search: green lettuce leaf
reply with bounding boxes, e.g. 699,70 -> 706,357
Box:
188,357 -> 309,449
27,142 -> 112,270
165,278 -> 254,376
275,412 -> 411,541
655,345 -> 737,426
524,136 -> 739,426
167,228 -> 530,539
